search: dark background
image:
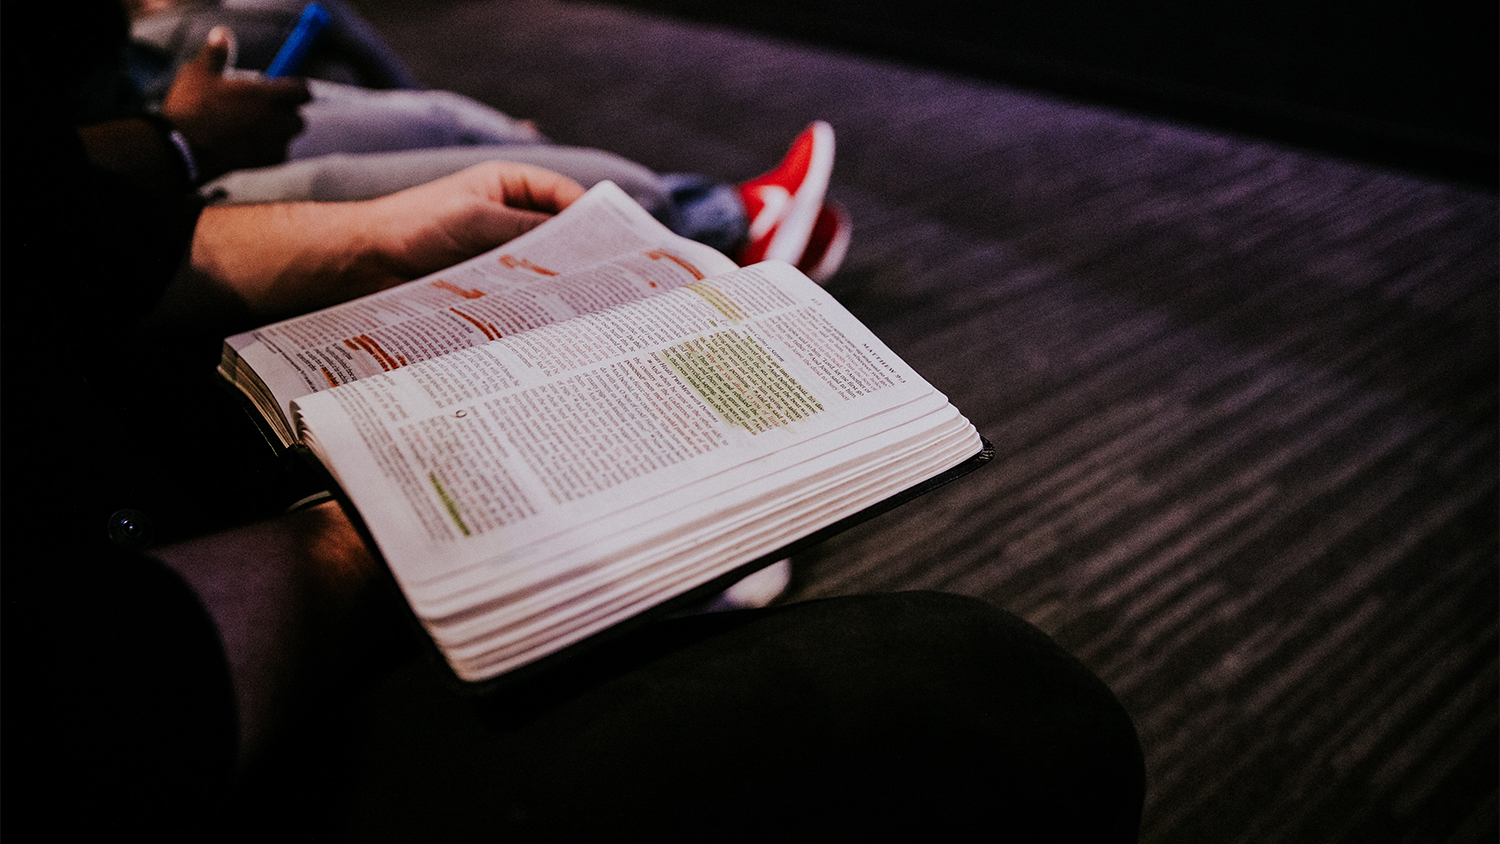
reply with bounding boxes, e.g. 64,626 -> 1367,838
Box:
599,0 -> 1497,185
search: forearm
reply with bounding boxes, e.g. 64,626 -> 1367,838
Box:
189,200 -> 401,318
186,161 -> 583,319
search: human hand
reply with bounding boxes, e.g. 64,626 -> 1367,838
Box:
190,161 -> 585,318
367,160 -> 588,282
161,27 -> 311,180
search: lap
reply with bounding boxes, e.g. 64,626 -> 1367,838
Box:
240,591 -> 1145,841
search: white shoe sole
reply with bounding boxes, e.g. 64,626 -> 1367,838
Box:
763,120 -> 835,265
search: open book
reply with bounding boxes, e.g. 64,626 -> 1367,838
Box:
220,182 -> 986,684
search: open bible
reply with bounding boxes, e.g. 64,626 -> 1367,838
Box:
220,182 -> 987,683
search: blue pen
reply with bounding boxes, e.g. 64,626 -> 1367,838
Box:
265,3 -> 331,77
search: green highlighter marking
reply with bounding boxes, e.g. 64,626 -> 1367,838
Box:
429,472 -> 471,536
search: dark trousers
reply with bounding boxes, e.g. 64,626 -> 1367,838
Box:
111,333 -> 1144,841
237,591 -> 1145,842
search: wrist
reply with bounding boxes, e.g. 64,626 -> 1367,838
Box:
139,113 -> 202,187
360,194 -> 420,284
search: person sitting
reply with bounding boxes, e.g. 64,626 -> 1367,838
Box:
105,0 -> 853,282
2,3 -> 1145,839
79,0 -> 846,608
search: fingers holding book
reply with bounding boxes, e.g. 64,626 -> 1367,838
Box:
369,161 -> 588,279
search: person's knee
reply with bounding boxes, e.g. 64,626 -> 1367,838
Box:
769,591 -> 1146,841
616,590 -> 1143,838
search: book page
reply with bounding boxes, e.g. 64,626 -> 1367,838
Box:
225,181 -> 738,431
294,261 -> 977,610
446,421 -> 980,678
436,413 -> 975,650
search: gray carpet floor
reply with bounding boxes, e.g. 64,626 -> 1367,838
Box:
350,1 -> 1497,840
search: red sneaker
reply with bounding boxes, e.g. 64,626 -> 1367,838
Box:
797,202 -> 851,285
736,120 -> 835,265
